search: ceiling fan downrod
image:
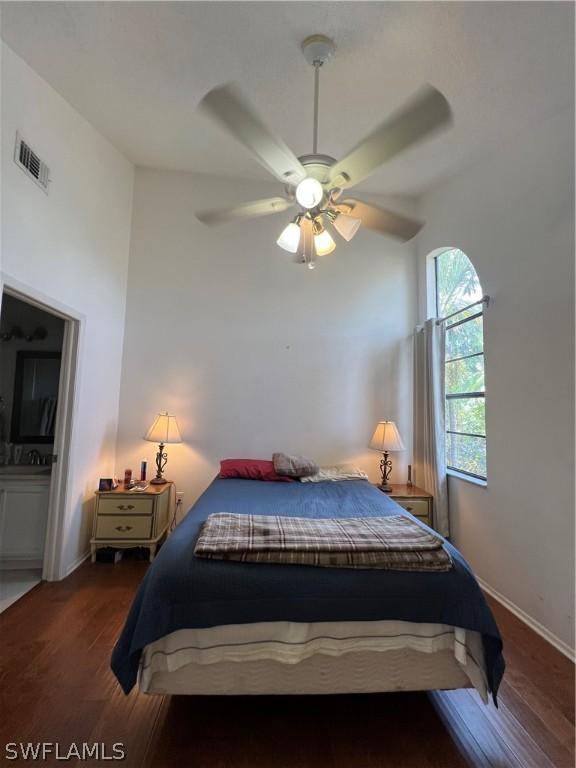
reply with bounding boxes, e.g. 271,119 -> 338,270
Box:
301,35 -> 335,156
313,61 -> 320,154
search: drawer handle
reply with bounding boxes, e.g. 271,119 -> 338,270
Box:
115,525 -> 133,532
405,506 -> 414,512
117,504 -> 135,511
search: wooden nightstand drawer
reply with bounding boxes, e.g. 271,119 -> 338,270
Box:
377,484 -> 434,529
395,499 -> 430,519
95,514 -> 152,540
91,482 -> 172,562
97,497 -> 154,516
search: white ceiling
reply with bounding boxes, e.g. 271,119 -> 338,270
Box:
1,2 -> 573,195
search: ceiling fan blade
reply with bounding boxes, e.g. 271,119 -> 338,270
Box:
196,197 -> 294,226
329,85 -> 452,190
199,84 -> 307,185
339,199 -> 424,242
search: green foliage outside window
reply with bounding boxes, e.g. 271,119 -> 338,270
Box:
446,315 -> 483,359
436,249 -> 486,479
446,433 -> 487,478
445,357 -> 484,395
436,248 -> 483,317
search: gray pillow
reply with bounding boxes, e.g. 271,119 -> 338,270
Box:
272,452 -> 319,478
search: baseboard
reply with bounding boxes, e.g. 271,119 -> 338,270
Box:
64,550 -> 90,578
477,576 -> 575,662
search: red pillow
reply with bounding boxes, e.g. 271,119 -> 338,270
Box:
219,459 -> 293,482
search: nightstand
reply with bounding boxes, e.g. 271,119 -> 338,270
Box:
90,483 -> 172,563
376,483 -> 433,527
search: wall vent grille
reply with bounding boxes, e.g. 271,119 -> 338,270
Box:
14,133 -> 50,192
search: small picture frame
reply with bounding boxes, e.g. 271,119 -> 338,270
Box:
98,478 -> 115,492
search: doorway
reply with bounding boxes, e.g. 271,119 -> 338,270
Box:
0,283 -> 79,610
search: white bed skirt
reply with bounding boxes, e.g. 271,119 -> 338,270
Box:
139,620 -> 488,700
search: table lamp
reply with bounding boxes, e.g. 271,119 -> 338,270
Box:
369,420 -> 405,492
144,412 -> 182,485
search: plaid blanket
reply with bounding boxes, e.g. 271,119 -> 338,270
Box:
194,513 -> 452,572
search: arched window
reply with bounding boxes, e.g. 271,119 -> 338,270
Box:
435,248 -> 486,481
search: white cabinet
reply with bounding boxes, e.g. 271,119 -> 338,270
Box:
0,475 -> 51,567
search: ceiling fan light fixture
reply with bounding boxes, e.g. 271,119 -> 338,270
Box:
276,220 -> 301,253
332,212 -> 362,242
313,225 -> 336,256
295,177 -> 324,209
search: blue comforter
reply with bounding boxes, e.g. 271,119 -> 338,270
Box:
111,478 -> 504,700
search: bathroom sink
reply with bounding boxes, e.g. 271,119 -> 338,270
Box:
0,465 -> 52,475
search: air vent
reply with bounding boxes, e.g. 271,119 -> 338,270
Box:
14,133 -> 50,192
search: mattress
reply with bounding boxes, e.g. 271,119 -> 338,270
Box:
139,619 -> 488,701
112,478 -> 504,700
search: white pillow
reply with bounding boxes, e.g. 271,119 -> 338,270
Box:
299,465 -> 369,483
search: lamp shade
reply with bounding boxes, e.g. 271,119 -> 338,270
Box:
313,227 -> 336,256
277,221 -> 301,253
369,421 -> 405,452
144,412 -> 182,444
332,212 -> 361,242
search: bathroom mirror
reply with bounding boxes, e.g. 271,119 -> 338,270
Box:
11,351 -> 61,444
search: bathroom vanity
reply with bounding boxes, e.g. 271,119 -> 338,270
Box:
0,466 -> 51,568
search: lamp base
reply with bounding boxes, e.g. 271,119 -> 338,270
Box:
150,477 -> 167,485
378,451 -> 393,493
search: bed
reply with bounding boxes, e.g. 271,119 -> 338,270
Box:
111,478 -> 504,702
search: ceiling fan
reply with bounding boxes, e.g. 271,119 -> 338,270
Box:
196,35 -> 453,269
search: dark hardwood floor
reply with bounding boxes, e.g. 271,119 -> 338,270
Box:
0,561 -> 573,767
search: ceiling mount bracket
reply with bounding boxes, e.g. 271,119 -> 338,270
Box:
301,35 -> 336,67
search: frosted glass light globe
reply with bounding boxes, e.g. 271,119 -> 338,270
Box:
333,213 -> 361,242
314,228 -> 336,256
276,222 -> 301,253
295,178 -> 324,209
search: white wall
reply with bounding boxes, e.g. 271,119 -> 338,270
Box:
116,168 -> 417,509
1,43 -> 134,576
417,107 -> 575,653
